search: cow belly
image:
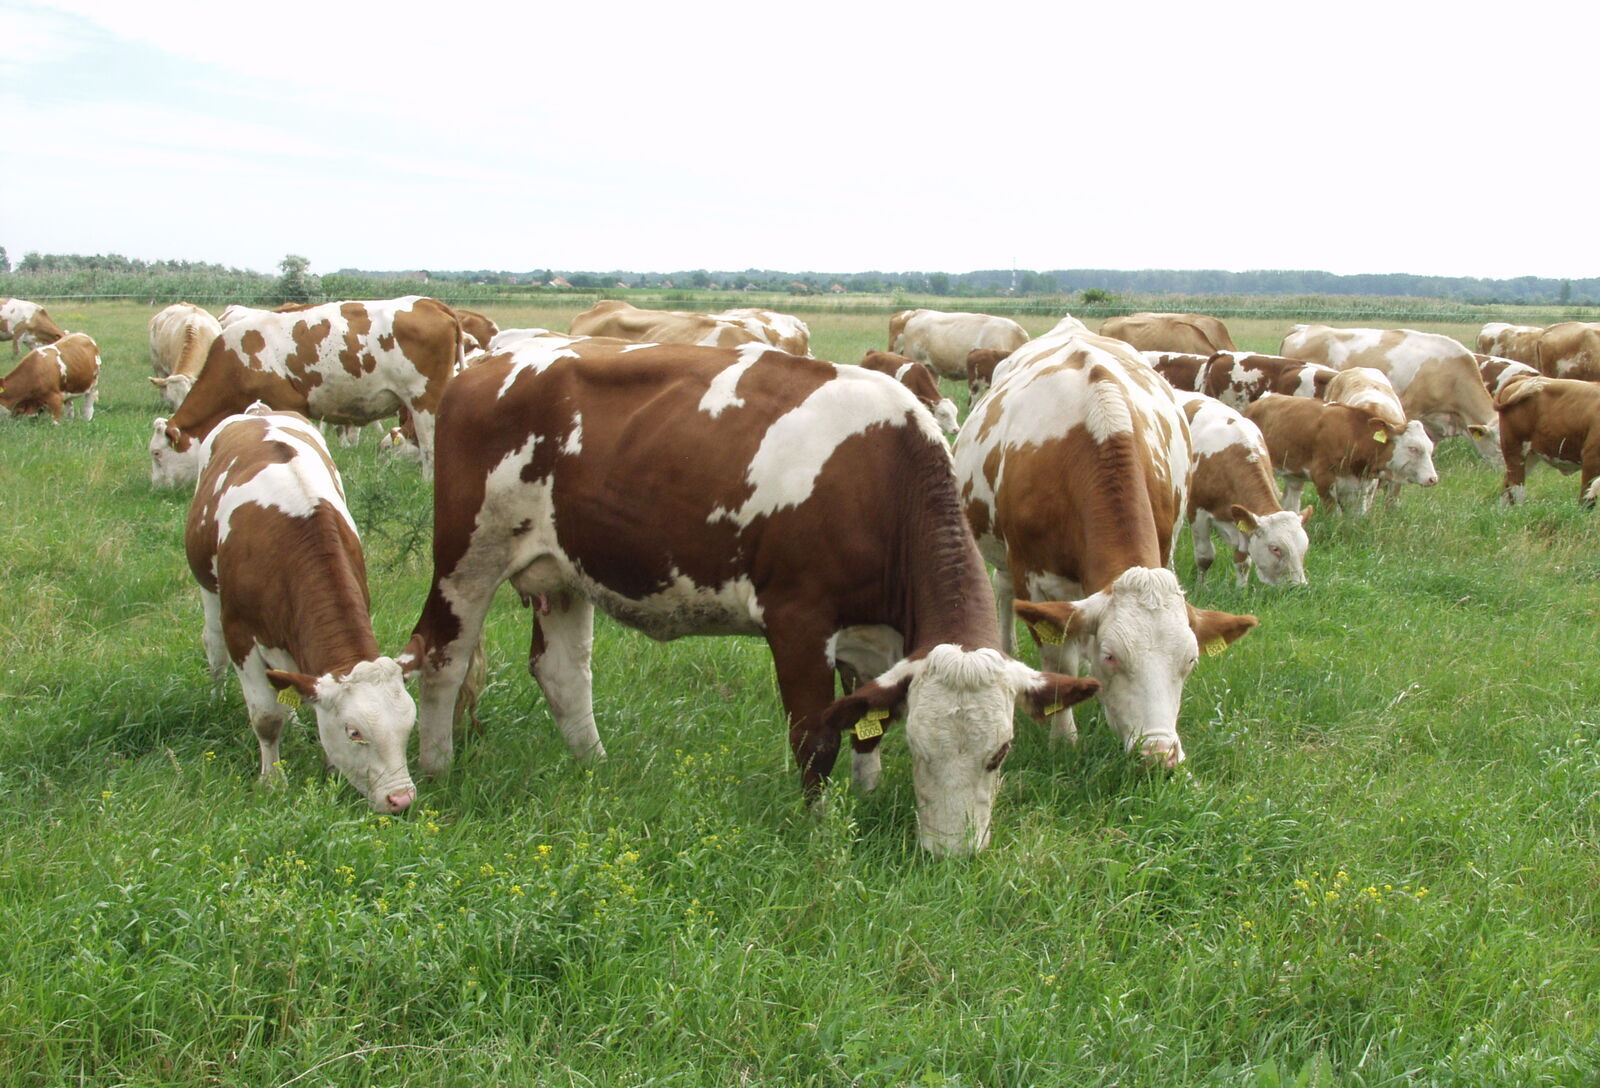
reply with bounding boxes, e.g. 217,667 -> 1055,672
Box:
511,554 -> 766,641
306,383 -> 405,424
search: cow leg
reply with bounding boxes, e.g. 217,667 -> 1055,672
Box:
47,393 -> 63,425
1191,511 -> 1216,583
199,589 -> 229,688
408,409 -> 437,480
1579,435 -> 1600,508
81,385 -> 97,422
768,629 -> 843,797
1502,440 -> 1528,505
528,591 -> 604,761
412,584 -> 500,777
237,652 -> 290,781
1213,518 -> 1252,587
992,566 -> 1017,655
1280,477 -> 1304,511
1038,639 -> 1082,746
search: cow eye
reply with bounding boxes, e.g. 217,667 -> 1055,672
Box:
346,726 -> 367,744
985,741 -> 1012,771
1100,650 -> 1118,672
1270,545 -> 1284,558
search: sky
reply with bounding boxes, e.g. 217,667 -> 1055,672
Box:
2,0 -> 1596,281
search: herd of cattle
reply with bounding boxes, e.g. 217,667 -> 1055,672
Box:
5,293 -> 1600,854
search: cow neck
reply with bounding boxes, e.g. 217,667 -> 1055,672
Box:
281,586 -> 381,680
1076,439 -> 1165,595
896,445 -> 1003,654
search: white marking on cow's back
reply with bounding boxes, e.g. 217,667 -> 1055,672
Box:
1184,396 -> 1260,457
496,339 -> 584,398
201,415 -> 355,544
562,412 -> 583,455
698,342 -> 775,418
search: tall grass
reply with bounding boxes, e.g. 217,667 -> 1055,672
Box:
0,303 -> 1596,1085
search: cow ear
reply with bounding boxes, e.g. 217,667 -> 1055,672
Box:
265,670 -> 321,705
822,673 -> 912,737
1016,671 -> 1100,721
1299,505 -> 1315,525
1229,505 -> 1261,533
1013,600 -> 1087,647
1467,423 -> 1491,438
1187,607 -> 1259,657
149,376 -> 168,387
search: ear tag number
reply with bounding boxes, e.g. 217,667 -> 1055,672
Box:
277,687 -> 303,708
1034,620 -> 1065,645
1204,637 -> 1228,657
855,708 -> 887,741
1373,430 -> 1388,444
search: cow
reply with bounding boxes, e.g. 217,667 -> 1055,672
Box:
1174,391 -> 1312,587
1244,394 -> 1407,514
148,296 -> 461,487
1324,367 -> 1439,501
0,297 -> 65,356
0,333 -> 101,422
185,406 -> 417,813
148,302 -> 224,409
1495,376 -> 1600,506
858,350 -> 959,434
400,337 -> 1099,856
1141,351 -> 1213,393
889,309 -> 1030,380
952,329 -> 1257,769
1476,322 -> 1543,365
454,308 -> 500,353
965,347 -> 1012,400
1100,312 -> 1237,354
713,307 -> 812,356
1475,353 -> 1540,398
1202,352 -> 1335,409
1279,325 -> 1500,462
569,299 -> 763,349
1535,322 -> 1600,381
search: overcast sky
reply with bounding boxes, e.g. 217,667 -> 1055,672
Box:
3,0 -> 1595,280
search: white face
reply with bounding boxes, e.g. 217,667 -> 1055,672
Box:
1245,511 -> 1310,586
159,373 -> 194,410
312,658 -> 417,813
933,397 -> 960,435
1388,421 -> 1439,486
149,417 -> 201,488
1469,422 -> 1503,465
899,647 -> 1029,856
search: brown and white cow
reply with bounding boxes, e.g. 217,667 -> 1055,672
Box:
1244,394 -> 1406,513
713,307 -> 812,356
965,347 -> 1012,400
1535,322 -> 1600,381
186,407 -> 416,812
889,309 -> 1030,380
1476,322 -> 1543,365
1495,376 -> 1600,505
1280,325 -> 1500,461
148,302 -> 224,409
0,332 -> 101,422
953,329 -> 1257,768
1475,353 -> 1541,398
0,297 -> 65,356
453,307 -> 500,353
401,338 -> 1097,856
1202,352 -> 1335,409
1174,392 -> 1312,587
1141,351 -> 1213,393
569,299 -> 763,349
1325,367 -> 1439,501
858,350 -> 959,434
1101,312 -> 1237,354
149,296 -> 461,487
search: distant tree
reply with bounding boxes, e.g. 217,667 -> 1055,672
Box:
690,270 -> 711,289
274,254 -> 316,303
0,246 -> 9,273
19,251 -> 42,274
1080,287 -> 1114,304
928,272 -> 951,296
1560,280 -> 1572,304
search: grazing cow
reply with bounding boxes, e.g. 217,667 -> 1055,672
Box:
185,407 -> 417,813
1175,391 -> 1312,587
1203,352 -> 1335,409
454,308 -> 500,353
889,309 -> 1030,380
401,338 -> 1097,855
1535,322 -> 1600,381
1142,351 -> 1213,393
1495,376 -> 1600,505
713,307 -> 812,356
953,330 -> 1257,767
858,350 -> 959,434
1280,325 -> 1500,461
0,333 -> 101,422
0,297 -> 65,356
965,347 -> 1012,400
1101,312 -> 1237,354
1245,394 -> 1406,513
1475,354 -> 1540,398
569,299 -> 763,348
1325,368 -> 1439,500
1476,322 -> 1543,365
149,296 -> 461,487
148,302 -> 224,409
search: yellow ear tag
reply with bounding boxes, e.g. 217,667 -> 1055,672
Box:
276,687 -> 302,708
855,708 -> 887,741
1034,620 -> 1065,645
1236,520 -> 1252,534
1373,430 -> 1388,444
1043,702 -> 1064,717
1204,637 -> 1228,657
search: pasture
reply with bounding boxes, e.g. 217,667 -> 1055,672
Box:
1,301 -> 1597,1086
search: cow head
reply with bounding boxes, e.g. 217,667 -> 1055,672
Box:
1465,421 -> 1502,465
1231,504 -> 1312,586
823,645 -> 1098,856
933,397 -> 960,436
266,657 -> 417,814
149,417 -> 202,488
149,373 -> 195,410
1014,568 -> 1257,768
1383,419 -> 1439,487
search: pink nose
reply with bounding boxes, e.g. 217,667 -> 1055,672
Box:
1141,739 -> 1185,770
1423,476 -> 1438,487
386,788 -> 416,813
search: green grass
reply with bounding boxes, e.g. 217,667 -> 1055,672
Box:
1,303 -> 1597,1086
